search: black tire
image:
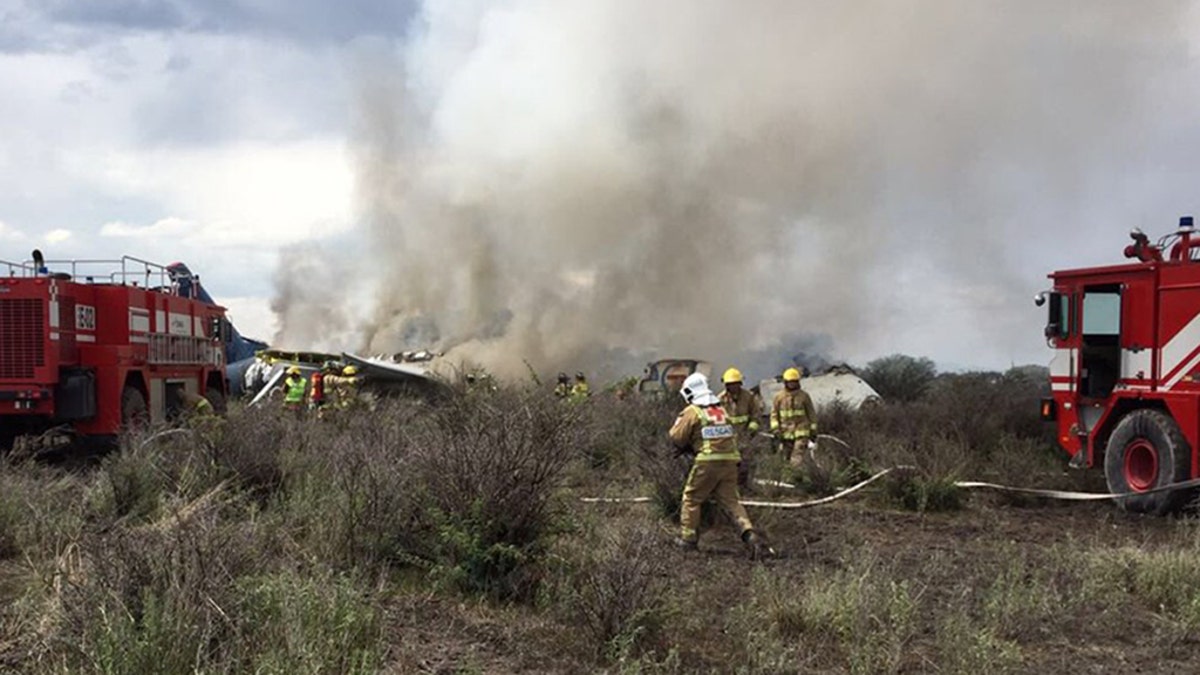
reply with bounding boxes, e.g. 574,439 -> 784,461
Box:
1104,409 -> 1192,515
203,388 -> 227,415
121,386 -> 149,430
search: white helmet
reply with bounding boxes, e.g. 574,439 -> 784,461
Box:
680,372 -> 719,406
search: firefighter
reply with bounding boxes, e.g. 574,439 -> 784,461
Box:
770,367 -> 818,463
178,391 -> 214,419
670,372 -> 766,559
570,371 -> 591,402
310,362 -> 334,412
554,372 -> 571,398
281,366 -> 307,414
332,365 -> 362,410
178,390 -> 221,440
719,367 -> 763,488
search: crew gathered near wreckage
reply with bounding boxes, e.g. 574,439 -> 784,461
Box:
670,372 -> 768,559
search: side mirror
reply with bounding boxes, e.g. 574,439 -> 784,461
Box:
1034,292 -> 1047,307
1044,322 -> 1060,339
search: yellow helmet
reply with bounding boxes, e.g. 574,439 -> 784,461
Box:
342,365 -> 358,376
782,367 -> 801,382
722,367 -> 743,384
286,366 -> 302,375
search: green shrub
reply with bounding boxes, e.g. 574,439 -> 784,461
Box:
548,522 -> 670,661
234,570 -> 384,674
884,472 -> 964,512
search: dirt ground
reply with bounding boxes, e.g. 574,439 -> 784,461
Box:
379,490 -> 1200,674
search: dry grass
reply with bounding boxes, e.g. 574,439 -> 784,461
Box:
2,367 -> 1200,672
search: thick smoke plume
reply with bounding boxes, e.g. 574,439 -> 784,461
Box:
273,1 -> 1197,380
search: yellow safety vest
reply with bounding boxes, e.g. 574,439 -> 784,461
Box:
283,376 -> 307,405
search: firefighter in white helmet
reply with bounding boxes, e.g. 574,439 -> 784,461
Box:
719,367 -> 763,488
770,367 -> 818,462
669,372 -> 766,558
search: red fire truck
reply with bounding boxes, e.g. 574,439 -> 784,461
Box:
1040,216 -> 1200,513
0,253 -> 229,452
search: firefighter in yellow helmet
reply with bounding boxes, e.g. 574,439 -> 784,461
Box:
770,367 -> 818,462
281,366 -> 307,414
331,364 -> 362,410
719,367 -> 763,488
670,372 -> 767,559
569,371 -> 591,402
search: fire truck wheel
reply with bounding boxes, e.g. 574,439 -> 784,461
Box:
1104,409 -> 1192,515
121,386 -> 149,429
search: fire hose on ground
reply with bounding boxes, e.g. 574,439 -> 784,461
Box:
579,434 -> 1200,509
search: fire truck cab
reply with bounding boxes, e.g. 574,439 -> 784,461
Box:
1041,216 -> 1200,513
0,254 -> 229,453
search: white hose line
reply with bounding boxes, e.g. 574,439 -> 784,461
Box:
579,471 -> 1200,508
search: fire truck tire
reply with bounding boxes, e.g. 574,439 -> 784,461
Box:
203,388 -> 227,414
121,386 -> 149,429
1104,409 -> 1192,515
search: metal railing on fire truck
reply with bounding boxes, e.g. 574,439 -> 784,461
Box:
0,256 -> 206,300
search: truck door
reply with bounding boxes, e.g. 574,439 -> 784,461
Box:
1079,285 -> 1122,399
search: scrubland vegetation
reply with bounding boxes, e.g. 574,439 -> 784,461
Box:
1,361 -> 1199,673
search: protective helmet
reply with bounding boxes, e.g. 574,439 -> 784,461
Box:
557,372 -> 569,383
343,365 -> 359,376
722,367 -> 743,385
575,371 -> 586,380
782,367 -> 801,382
680,372 -> 719,406
286,366 -> 302,375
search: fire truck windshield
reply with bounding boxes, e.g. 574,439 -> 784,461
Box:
1082,292 -> 1121,336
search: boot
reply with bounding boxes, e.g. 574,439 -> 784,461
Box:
673,537 -> 699,552
741,529 -> 770,561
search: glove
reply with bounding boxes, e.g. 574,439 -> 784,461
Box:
748,420 -> 760,433
807,440 -> 817,451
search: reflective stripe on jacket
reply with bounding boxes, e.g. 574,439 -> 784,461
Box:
719,388 -> 762,431
770,388 -> 817,440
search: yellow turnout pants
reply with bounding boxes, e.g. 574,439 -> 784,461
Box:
680,460 -> 754,542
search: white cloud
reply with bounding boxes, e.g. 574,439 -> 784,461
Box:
0,220 -> 26,241
75,141 -> 354,246
100,216 -> 190,238
44,228 -> 71,243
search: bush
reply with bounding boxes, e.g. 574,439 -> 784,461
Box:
404,389 -> 582,600
548,522 -> 670,661
860,354 -> 937,403
884,471 -> 964,512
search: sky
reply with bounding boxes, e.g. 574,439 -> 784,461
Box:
4,1 -> 1200,377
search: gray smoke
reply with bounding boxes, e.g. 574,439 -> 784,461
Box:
273,1 -> 1197,378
